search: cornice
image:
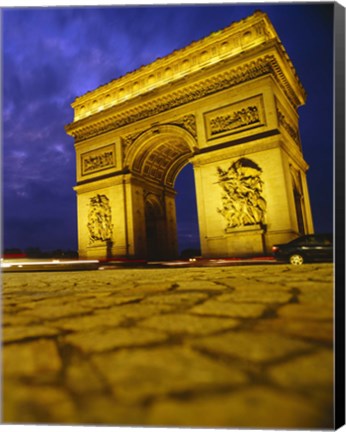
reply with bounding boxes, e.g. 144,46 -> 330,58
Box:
66,50 -> 303,143
70,12 -> 274,106
67,11 -> 305,124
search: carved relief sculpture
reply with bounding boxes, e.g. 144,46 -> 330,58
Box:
173,114 -> 197,138
217,158 -> 267,229
81,144 -> 115,175
87,194 -> 113,243
205,96 -> 265,140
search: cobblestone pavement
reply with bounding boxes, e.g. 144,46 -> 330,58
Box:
2,263 -> 334,428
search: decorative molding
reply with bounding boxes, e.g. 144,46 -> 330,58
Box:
121,132 -> 142,160
290,164 -> 303,195
225,223 -> 264,234
81,144 -> 116,176
70,12 -> 280,117
66,55 -> 301,142
216,158 -> 267,229
172,114 -> 197,138
277,106 -> 300,147
122,131 -> 142,148
87,194 -> 113,243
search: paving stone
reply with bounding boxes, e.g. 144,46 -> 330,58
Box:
57,294 -> 144,316
3,292 -> 61,303
139,313 -> 239,335
269,349 -> 333,390
297,280 -> 334,290
298,288 -> 333,304
147,385 -> 333,429
100,302 -> 176,320
3,325 -> 60,343
64,352 -> 108,394
2,274 -> 49,292
3,381 -> 78,424
52,311 -> 125,331
91,346 -> 248,403
2,264 -> 334,428
278,303 -> 333,320
79,294 -> 144,308
2,314 -> 41,327
255,318 -> 333,343
176,279 -> 225,291
71,394 -> 148,425
142,292 -> 209,306
268,349 -> 334,413
63,327 -> 168,353
190,301 -> 266,318
13,295 -> 74,309
2,304 -> 30,315
190,330 -> 314,363
215,290 -> 292,304
124,283 -> 178,295
20,302 -> 93,320
3,339 -> 62,379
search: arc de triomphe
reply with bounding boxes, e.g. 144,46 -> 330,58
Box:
66,11 -> 314,260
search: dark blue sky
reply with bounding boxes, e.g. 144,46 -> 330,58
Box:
2,3 -> 334,253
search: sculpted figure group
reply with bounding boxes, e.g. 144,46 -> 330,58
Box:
87,194 -> 113,243
210,105 -> 260,135
217,158 -> 267,229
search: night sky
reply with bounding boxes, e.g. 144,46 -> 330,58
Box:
2,3 -> 334,254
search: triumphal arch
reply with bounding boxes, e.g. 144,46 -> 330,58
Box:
66,11 -> 314,260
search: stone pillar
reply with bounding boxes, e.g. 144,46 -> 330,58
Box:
193,151 -> 271,258
74,175 -> 131,259
163,189 -> 179,259
192,134 -> 312,257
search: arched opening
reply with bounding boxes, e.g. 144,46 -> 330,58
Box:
144,196 -> 164,260
175,163 -> 201,258
127,125 -> 198,260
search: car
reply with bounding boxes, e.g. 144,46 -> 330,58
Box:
272,234 -> 333,265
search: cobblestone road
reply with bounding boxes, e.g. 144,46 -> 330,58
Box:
2,263 -> 334,428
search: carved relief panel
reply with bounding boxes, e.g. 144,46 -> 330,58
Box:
216,158 -> 267,230
87,194 -> 113,244
204,95 -> 266,140
81,144 -> 116,176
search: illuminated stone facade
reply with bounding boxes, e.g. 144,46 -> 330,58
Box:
66,11 -> 314,259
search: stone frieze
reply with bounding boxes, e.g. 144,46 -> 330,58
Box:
205,96 -> 264,139
209,106 -> 260,137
